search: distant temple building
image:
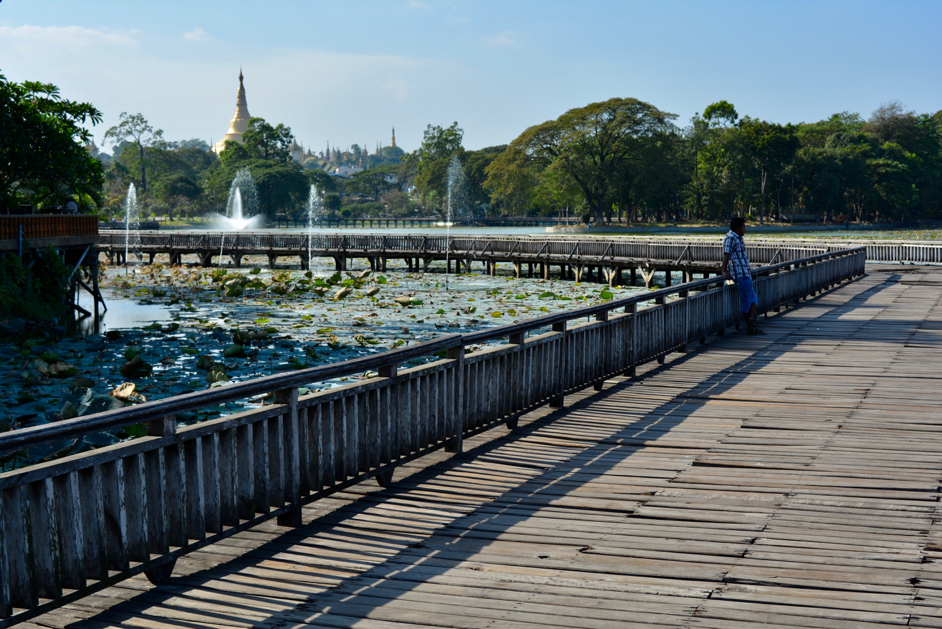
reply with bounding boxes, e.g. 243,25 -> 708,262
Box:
212,70 -> 251,154
290,139 -> 303,162
391,126 -> 396,148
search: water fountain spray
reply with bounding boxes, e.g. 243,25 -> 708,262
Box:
445,156 -> 468,290
124,183 -> 138,274
306,185 -> 322,271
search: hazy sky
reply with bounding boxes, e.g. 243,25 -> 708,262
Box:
2,0 -> 940,153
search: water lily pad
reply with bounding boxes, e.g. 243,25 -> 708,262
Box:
47,362 -> 78,378
224,344 -> 246,358
70,376 -> 94,390
120,355 -> 152,378
206,365 -> 228,383
59,401 -> 78,419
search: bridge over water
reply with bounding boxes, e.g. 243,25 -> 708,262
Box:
6,246 -> 942,626
99,231 -> 832,288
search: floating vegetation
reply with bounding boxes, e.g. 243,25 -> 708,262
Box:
0,255 -> 654,470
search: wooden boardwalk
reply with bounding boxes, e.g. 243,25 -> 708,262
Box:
24,266 -> 942,628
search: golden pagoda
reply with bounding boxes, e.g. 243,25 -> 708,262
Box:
213,69 -> 251,154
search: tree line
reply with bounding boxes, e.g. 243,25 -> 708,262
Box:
3,70 -> 941,224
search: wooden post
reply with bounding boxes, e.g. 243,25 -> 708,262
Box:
147,415 -> 176,437
444,348 -> 464,453
274,387 -> 301,527
656,295 -> 666,364
625,303 -> 637,377
594,311 -> 608,390
550,322 -> 567,408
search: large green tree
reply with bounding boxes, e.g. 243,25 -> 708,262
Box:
403,122 -> 464,177
0,73 -> 104,210
212,117 -> 307,218
103,112 -> 167,193
736,117 -> 799,223
487,98 -> 677,222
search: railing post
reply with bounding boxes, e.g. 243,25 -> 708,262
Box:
655,295 -> 666,364
274,387 -> 301,527
550,322 -> 567,408
375,363 -> 400,484
147,415 -> 176,437
445,347 -> 465,452
593,312 -> 609,390
625,303 -> 637,377
679,288 -> 690,351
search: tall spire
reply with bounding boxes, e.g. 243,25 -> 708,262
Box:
213,68 -> 252,154
391,126 -> 396,148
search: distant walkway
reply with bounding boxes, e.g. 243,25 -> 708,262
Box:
34,265 -> 942,628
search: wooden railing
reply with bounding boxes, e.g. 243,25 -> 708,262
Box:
0,216 -> 98,241
0,247 -> 867,626
98,231 -> 827,266
547,234 -> 942,266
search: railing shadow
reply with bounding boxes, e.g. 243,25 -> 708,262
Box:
35,272 -> 904,628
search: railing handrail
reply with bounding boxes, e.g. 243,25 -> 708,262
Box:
0,246 -> 865,458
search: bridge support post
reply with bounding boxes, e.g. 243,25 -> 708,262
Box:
200,252 -> 214,267
664,270 -> 672,287
572,265 -> 584,282
274,387 -> 302,527
300,256 -> 309,271
334,257 -> 346,271
381,256 -> 388,272
528,263 -> 534,277
604,267 -> 618,287
268,254 -> 278,269
169,252 -> 181,266
232,254 -> 243,269
640,267 -> 656,288
513,262 -> 521,278
630,267 -> 637,286
423,258 -> 430,273
550,321 -> 567,408
147,253 -> 155,264
542,263 -> 548,280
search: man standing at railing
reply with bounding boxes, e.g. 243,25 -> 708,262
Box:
722,217 -> 766,335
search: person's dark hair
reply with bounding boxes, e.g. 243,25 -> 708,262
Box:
730,216 -> 745,230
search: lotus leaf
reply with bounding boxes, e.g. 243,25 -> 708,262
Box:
48,362 -> 78,378
120,355 -> 152,378
224,344 -> 246,358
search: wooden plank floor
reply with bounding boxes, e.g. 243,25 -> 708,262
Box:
24,266 -> 942,629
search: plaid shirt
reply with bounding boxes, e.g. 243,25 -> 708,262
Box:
723,230 -> 751,278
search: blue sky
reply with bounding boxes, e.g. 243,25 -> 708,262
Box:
1,0 -> 940,153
